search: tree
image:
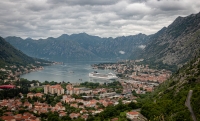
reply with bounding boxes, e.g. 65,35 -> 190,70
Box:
128,102 -> 137,109
61,115 -> 71,121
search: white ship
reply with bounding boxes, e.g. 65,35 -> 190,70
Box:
89,71 -> 118,80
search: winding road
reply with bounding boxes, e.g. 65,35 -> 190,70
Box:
185,90 -> 197,121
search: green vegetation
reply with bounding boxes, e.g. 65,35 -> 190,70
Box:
78,81 -> 123,93
41,80 -> 59,85
30,87 -> 43,93
79,81 -> 122,89
140,56 -> 200,120
0,88 -> 28,99
137,59 -> 178,72
87,101 -> 138,121
191,86 -> 200,121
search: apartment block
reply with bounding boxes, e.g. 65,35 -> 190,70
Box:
44,84 -> 64,95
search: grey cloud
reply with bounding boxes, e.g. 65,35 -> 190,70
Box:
47,0 -> 120,6
0,0 -> 200,39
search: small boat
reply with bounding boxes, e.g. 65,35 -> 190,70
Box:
69,71 -> 74,73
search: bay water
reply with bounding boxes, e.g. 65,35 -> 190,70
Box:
20,61 -> 116,83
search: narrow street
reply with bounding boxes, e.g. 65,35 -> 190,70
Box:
185,90 -> 197,121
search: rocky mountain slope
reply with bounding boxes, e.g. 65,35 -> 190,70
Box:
0,37 -> 51,67
141,12 -> 200,67
0,36 -> 36,67
5,33 -> 149,61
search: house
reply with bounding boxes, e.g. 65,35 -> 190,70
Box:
74,88 -> 80,95
80,109 -> 88,114
111,118 -> 119,121
126,111 -> 147,121
35,93 -> 43,98
27,93 -> 34,98
126,111 -> 139,120
59,111 -> 66,117
69,113 -> 80,119
81,114 -> 88,120
4,112 -> 13,116
70,103 -> 78,108
1,116 -> 16,121
23,101 -> 32,109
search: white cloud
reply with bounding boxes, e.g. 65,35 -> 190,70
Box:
138,45 -> 146,49
0,0 -> 200,39
119,51 -> 125,54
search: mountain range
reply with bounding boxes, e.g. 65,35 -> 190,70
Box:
5,33 -> 149,61
5,12 -> 200,71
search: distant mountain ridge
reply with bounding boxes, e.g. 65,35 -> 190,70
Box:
5,33 -> 149,61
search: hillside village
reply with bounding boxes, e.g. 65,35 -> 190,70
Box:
0,65 -> 44,84
0,81 -> 147,121
92,60 -> 171,81
92,60 -> 171,93
0,61 -> 61,85
0,59 -> 173,121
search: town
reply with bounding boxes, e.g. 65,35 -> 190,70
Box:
0,59 -> 172,121
92,60 -> 171,94
0,61 -> 61,85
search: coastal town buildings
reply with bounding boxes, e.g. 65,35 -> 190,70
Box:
91,59 -> 171,93
44,84 -> 64,95
1,112 -> 40,121
66,84 -> 93,95
27,92 -> 44,98
0,59 -> 172,120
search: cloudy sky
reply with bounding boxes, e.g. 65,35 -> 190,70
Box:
0,0 -> 200,39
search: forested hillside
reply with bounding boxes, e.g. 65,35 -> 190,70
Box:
0,36 -> 51,68
141,55 -> 200,121
0,37 -> 36,67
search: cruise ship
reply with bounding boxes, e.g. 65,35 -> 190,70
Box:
89,71 -> 118,80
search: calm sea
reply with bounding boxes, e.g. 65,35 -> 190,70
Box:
20,61 -> 116,83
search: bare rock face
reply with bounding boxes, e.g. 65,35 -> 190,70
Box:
142,12 -> 200,67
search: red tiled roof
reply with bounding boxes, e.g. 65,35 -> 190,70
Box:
128,111 -> 139,115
